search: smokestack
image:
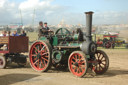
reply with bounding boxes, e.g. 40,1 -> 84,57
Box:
85,11 -> 93,41
80,11 -> 97,55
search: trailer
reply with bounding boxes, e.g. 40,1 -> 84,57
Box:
0,36 -> 28,68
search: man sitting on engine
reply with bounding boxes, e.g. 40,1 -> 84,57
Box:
38,21 -> 50,38
44,22 -> 50,31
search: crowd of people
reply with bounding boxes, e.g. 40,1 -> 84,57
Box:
0,30 -> 26,37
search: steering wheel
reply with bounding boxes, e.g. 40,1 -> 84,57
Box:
55,28 -> 70,35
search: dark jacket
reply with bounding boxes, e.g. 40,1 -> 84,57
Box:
38,25 -> 48,37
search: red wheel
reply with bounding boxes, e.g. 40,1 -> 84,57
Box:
104,41 -> 111,48
68,51 -> 88,77
29,41 -> 52,72
0,55 -> 6,69
94,50 -> 109,74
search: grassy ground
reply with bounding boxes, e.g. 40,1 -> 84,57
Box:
27,32 -> 38,41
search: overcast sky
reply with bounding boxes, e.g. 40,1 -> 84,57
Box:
0,0 -> 128,25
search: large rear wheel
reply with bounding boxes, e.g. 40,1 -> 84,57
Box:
68,51 -> 88,77
94,50 -> 109,75
29,41 -> 52,72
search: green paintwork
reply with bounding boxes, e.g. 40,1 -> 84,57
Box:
73,34 -> 79,40
39,36 -> 47,41
56,53 -> 61,60
52,36 -> 58,46
86,55 -> 90,58
62,50 -> 67,54
52,51 -> 62,61
70,43 -> 80,46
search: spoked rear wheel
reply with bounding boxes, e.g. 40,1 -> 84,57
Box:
68,51 -> 88,77
94,50 -> 109,75
0,55 -> 6,69
29,41 -> 52,72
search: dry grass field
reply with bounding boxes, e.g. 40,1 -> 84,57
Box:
0,32 -> 128,85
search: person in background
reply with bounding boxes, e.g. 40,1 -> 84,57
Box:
7,31 -> 11,36
0,30 -> 7,36
12,31 -> 19,36
20,30 -> 26,36
0,30 -> 7,50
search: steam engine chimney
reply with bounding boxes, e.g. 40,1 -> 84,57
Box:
80,11 -> 96,55
85,11 -> 93,41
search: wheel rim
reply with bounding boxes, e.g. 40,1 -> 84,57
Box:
69,53 -> 87,77
29,41 -> 50,71
94,51 -> 108,74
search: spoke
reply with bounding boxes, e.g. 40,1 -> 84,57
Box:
44,47 -> 47,52
33,57 -> 37,61
79,67 -> 82,72
42,52 -> 49,56
102,60 -> 106,62
99,64 -> 104,70
79,65 -> 86,70
78,55 -> 81,59
72,57 -> 76,60
77,68 -> 81,73
32,54 -> 37,57
78,55 -> 82,62
40,46 -> 45,52
35,50 -> 38,54
72,65 -> 76,69
75,55 -> 77,60
34,47 -> 38,52
43,60 -> 47,66
41,60 -> 45,67
33,59 -> 39,65
101,62 -> 106,66
37,45 -> 40,51
71,60 -> 75,64
39,61 -> 42,69
44,56 -> 48,58
96,53 -> 99,58
100,56 -> 104,60
79,60 -> 85,64
98,53 -> 101,59
73,66 -> 77,71
38,59 -> 40,68
41,57 -> 48,62
40,44 -> 42,49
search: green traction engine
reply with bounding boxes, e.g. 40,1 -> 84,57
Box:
29,11 -> 109,77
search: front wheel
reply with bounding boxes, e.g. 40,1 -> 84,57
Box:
0,55 -> 7,69
68,51 -> 88,77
